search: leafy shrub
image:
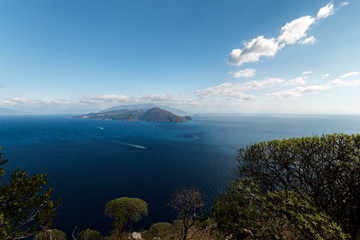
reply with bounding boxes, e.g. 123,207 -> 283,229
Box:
34,229 -> 67,240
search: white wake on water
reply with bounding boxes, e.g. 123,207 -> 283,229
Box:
120,142 -> 146,149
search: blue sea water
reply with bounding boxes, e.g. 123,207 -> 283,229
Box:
1,114 -> 360,236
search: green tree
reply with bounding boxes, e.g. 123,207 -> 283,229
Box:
237,134 -> 360,238
0,148 -> 60,239
104,197 -> 148,237
79,228 -> 102,240
169,187 -> 205,240
212,179 -> 348,239
148,222 -> 174,240
34,229 -> 67,240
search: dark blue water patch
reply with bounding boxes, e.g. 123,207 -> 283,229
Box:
2,136 -> 237,236
1,114 -> 360,237
177,131 -> 206,139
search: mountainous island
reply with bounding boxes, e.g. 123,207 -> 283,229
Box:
75,107 -> 192,122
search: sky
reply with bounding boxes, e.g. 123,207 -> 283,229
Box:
0,0 -> 359,114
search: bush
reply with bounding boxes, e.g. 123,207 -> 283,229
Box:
80,228 -> 102,240
148,222 -> 174,239
34,229 -> 67,240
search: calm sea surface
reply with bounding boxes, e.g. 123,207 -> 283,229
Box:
1,114 -> 360,236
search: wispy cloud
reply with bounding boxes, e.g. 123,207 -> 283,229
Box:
227,2 -> 341,66
322,73 -> 331,78
268,72 -> 360,100
267,85 -> 332,100
195,78 -> 284,101
285,76 -> 307,86
340,71 -> 360,79
1,71 -> 359,113
300,36 -> 316,45
0,93 -> 199,112
233,68 -> 256,78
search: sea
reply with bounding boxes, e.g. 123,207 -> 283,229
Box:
1,114 -> 360,236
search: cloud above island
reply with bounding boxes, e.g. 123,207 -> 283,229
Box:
1,70 -> 359,114
233,68 -> 256,78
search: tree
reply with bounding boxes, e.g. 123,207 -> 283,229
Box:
34,229 -> 67,240
0,148 -> 60,239
169,187 -> 205,240
79,228 -> 102,240
144,222 -> 174,240
237,134 -> 360,238
104,197 -> 148,237
212,179 -> 348,240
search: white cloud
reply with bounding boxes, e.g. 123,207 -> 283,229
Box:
195,78 -> 284,101
339,71 -> 360,79
195,82 -> 256,101
322,73 -> 331,78
227,36 -> 279,66
278,16 -> 315,45
227,2 -> 338,66
303,71 -> 313,75
328,79 -> 360,87
0,98 -> 70,108
0,93 -> 199,113
285,77 -> 307,86
267,84 -> 331,100
316,2 -> 335,20
268,71 -> 360,100
242,78 -> 285,90
233,68 -> 256,78
300,36 -> 316,45
341,2 -> 349,7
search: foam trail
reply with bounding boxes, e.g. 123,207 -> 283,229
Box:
120,142 -> 146,149
97,127 -> 104,130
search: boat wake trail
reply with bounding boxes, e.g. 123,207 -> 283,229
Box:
119,142 -> 147,149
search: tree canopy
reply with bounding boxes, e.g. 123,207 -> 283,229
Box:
0,148 -> 60,239
212,179 -> 348,239
104,197 -> 148,236
169,187 -> 205,240
237,133 -> 360,238
34,229 -> 67,240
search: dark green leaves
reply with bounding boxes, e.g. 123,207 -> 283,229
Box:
0,148 -> 60,239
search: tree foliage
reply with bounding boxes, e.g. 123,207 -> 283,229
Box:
238,134 -> 360,238
104,197 -> 148,236
169,187 -> 205,240
79,228 -> 102,240
141,222 -> 174,240
212,179 -> 349,240
0,148 -> 60,239
34,229 -> 67,240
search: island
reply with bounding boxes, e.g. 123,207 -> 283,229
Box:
74,107 -> 192,122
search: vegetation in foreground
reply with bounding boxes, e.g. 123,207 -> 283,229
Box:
1,133 -> 359,239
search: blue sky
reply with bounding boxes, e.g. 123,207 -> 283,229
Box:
0,0 -> 359,114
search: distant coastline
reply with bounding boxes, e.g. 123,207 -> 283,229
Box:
73,107 -> 192,122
